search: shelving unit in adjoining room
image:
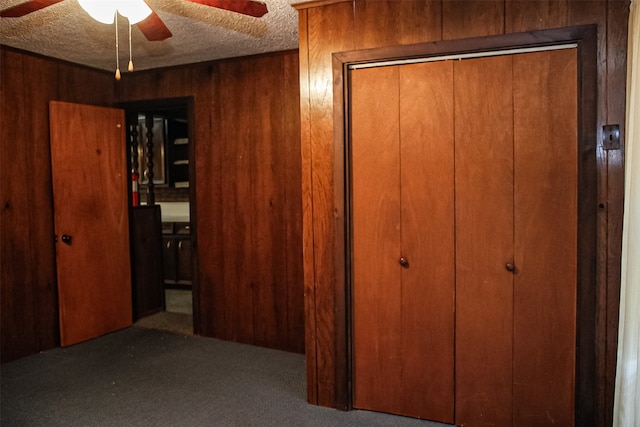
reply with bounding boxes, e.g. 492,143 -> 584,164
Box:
167,118 -> 189,189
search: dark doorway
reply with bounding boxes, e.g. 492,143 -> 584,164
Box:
121,97 -> 198,336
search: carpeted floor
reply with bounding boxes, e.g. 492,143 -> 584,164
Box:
1,327 -> 450,427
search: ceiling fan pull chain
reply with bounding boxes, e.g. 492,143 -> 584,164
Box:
128,22 -> 134,72
114,11 -> 121,80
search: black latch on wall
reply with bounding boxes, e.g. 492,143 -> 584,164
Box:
602,124 -> 621,150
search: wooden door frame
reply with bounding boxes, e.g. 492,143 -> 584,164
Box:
332,26 -> 599,424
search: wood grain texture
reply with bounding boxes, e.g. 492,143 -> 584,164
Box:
56,62 -> 115,105
23,54 -> 59,353
192,63 -> 219,338
398,61 -> 455,423
505,0 -> 569,32
566,1 -> 608,414
251,54 -> 288,349
283,52 -> 305,354
305,1 -> 355,407
512,49 -> 578,426
351,65 -> 403,415
604,2 -> 629,425
353,0 -> 442,49
0,48 -> 118,362
49,101 -> 132,347
0,49 -> 38,362
297,8 -> 319,403
298,2 -> 628,418
219,59 -> 254,344
443,0 -> 505,40
2,47 -> 303,358
566,3 -> 608,424
454,55 -> 514,427
116,51 -> 304,354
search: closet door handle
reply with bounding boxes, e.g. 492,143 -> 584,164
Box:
505,262 -> 516,273
399,257 -> 410,268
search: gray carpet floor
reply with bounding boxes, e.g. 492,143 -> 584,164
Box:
1,327 -> 449,427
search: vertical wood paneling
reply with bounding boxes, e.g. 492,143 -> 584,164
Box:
117,52 -> 304,353
304,1 -> 355,407
1,48 -> 116,363
298,0 -> 628,417
57,63 -> 115,105
283,53 -> 305,354
192,63 -> 220,338
23,55 -> 59,352
297,8 -> 319,403
442,0 -> 505,40
505,0 -> 569,32
0,49 -> 38,362
219,59 -> 254,343
251,55 -> 288,348
353,0 -> 442,49
1,47 -> 304,361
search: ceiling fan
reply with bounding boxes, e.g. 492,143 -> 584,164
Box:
0,0 -> 269,41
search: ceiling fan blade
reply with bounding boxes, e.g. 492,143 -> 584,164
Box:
185,0 -> 268,18
0,0 -> 64,17
136,10 -> 173,41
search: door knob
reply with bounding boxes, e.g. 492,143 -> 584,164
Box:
505,262 -> 516,273
399,257 -> 410,268
61,234 -> 72,245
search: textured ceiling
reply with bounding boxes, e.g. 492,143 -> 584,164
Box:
0,0 -> 300,71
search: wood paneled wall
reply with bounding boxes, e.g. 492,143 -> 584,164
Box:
1,47 -> 116,362
295,1 -> 629,425
1,48 -> 304,361
116,51 -> 304,354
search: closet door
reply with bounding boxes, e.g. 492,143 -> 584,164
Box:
399,60 -> 455,421
352,65 -> 403,416
455,49 -> 578,426
512,48 -> 577,426
454,55 -> 515,426
350,48 -> 578,426
351,61 -> 455,423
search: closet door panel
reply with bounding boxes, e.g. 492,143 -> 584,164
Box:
399,61 -> 455,422
351,66 -> 403,413
454,55 -> 514,426
512,49 -> 578,426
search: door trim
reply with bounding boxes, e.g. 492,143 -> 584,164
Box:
332,25 -> 598,424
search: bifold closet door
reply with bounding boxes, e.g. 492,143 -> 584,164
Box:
454,55 -> 516,426
351,48 -> 577,426
455,49 -> 578,426
511,49 -> 577,426
351,61 -> 455,423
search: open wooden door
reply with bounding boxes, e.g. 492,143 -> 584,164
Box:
50,101 -> 132,347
